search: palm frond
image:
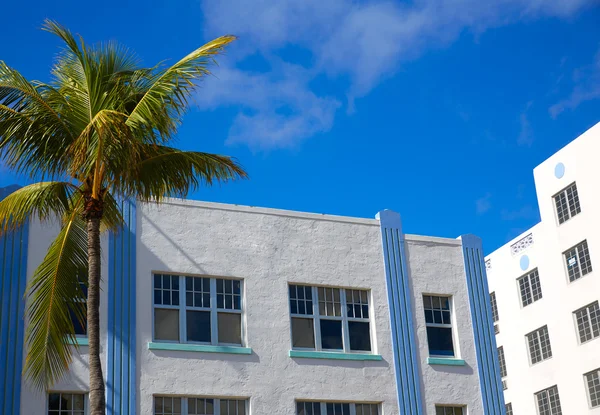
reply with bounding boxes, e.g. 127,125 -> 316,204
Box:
100,191 -> 124,232
24,211 -> 88,389
0,182 -> 78,233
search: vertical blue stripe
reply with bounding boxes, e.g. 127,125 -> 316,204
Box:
107,199 -> 137,415
377,210 -> 424,415
0,185 -> 29,414
460,235 -> 505,415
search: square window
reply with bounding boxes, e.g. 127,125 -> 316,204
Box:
349,321 -> 371,352
526,325 -> 552,365
291,317 -> 315,348
518,268 -> 543,307
154,309 -> 180,341
186,310 -> 211,343
535,385 -> 562,415
426,326 -> 455,357
48,393 -> 86,415
217,312 -> 242,345
554,182 -> 581,224
320,320 -> 343,350
564,240 -> 593,282
574,301 -> 600,344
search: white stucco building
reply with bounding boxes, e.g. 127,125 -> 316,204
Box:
486,121 -> 600,414
0,190 -> 504,414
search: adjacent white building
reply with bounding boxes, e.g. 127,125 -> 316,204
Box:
486,121 -> 600,414
0,190 -> 504,414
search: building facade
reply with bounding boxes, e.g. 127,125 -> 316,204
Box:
486,122 -> 600,414
0,191 -> 503,414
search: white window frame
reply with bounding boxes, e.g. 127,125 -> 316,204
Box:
153,396 -> 249,415
434,405 -> 467,415
505,403 -> 513,415
553,182 -> 581,225
497,346 -> 507,378
296,401 -> 380,415
47,391 -> 88,415
517,268 -> 543,307
563,240 -> 593,283
534,385 -> 562,415
573,301 -> 600,344
526,325 -> 552,365
585,368 -> 600,409
152,273 -> 245,346
289,285 -> 374,354
423,294 -> 457,358
490,292 -> 499,322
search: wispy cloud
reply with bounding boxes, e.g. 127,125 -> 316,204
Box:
501,204 -> 537,221
476,192 -> 493,215
199,0 -> 594,149
550,47 -> 600,118
517,101 -> 534,147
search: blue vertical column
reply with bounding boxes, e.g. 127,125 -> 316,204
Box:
107,199 -> 137,415
377,210 -> 424,415
0,185 -> 29,414
460,234 -> 505,414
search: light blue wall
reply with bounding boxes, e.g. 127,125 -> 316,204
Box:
107,199 -> 137,414
460,234 -> 505,414
0,185 -> 29,415
377,210 -> 424,415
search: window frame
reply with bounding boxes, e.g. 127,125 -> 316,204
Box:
534,385 -> 562,415
288,284 -> 374,354
585,368 -> 600,409
573,301 -> 600,345
70,275 -> 88,338
553,182 -> 581,225
423,294 -> 457,358
497,346 -> 507,378
153,396 -> 249,415
505,403 -> 513,415
563,240 -> 593,283
517,268 -> 543,308
434,405 -> 467,415
295,400 -> 380,415
47,391 -> 88,415
490,292 -> 499,323
152,273 -> 245,347
526,325 -> 553,365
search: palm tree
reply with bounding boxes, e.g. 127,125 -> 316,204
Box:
0,20 -> 246,414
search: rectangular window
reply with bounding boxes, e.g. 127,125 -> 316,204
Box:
490,292 -> 499,322
435,406 -> 465,415
574,301 -> 600,344
296,401 -> 379,415
498,346 -> 507,378
518,268 -> 543,307
289,285 -> 372,353
69,276 -> 88,337
154,396 -> 247,415
535,385 -> 562,415
423,295 -> 455,357
527,325 -> 552,365
554,182 -> 581,224
585,368 -> 600,408
48,392 -> 86,415
505,403 -> 512,415
564,240 -> 593,282
153,274 -> 243,346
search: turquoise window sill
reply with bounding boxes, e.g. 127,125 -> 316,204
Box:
427,357 -> 466,366
66,337 -> 89,346
289,350 -> 383,361
148,342 -> 252,355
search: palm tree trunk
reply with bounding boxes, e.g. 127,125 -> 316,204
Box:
87,216 -> 105,415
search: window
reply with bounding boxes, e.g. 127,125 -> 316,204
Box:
535,385 -> 562,415
69,276 -> 88,337
296,401 -> 379,415
564,240 -> 593,282
498,346 -> 507,378
48,392 -> 86,415
585,368 -> 600,408
554,182 -> 581,224
574,301 -> 600,344
423,295 -> 455,357
517,268 -> 543,307
435,406 -> 465,415
154,396 -> 247,415
490,292 -> 499,322
505,403 -> 513,415
153,274 -> 243,346
526,325 -> 552,365
289,285 -> 372,353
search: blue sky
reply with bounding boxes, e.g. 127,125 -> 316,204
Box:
1,0 -> 599,253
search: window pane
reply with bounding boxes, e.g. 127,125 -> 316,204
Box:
349,321 -> 371,351
48,394 -> 60,410
218,312 -> 242,345
292,317 -> 315,348
70,307 -> 87,336
186,310 -> 211,342
154,309 -> 179,341
426,326 -> 454,356
320,320 -> 343,350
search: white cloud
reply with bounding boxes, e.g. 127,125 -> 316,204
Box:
517,101 -> 534,147
476,192 -> 492,215
199,0 -> 594,149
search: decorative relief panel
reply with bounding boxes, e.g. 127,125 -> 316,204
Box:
511,233 -> 533,256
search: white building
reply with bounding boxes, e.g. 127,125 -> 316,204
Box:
486,122 -> 600,414
0,192 -> 504,414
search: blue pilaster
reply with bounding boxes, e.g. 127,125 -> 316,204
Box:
377,210 -> 424,415
107,199 -> 137,415
460,234 -> 505,414
0,185 -> 29,414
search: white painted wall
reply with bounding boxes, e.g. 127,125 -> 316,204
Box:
486,121 -> 600,414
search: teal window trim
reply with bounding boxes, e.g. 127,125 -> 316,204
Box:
66,337 -> 89,346
427,357 -> 466,366
289,350 -> 382,361
148,342 -> 252,355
